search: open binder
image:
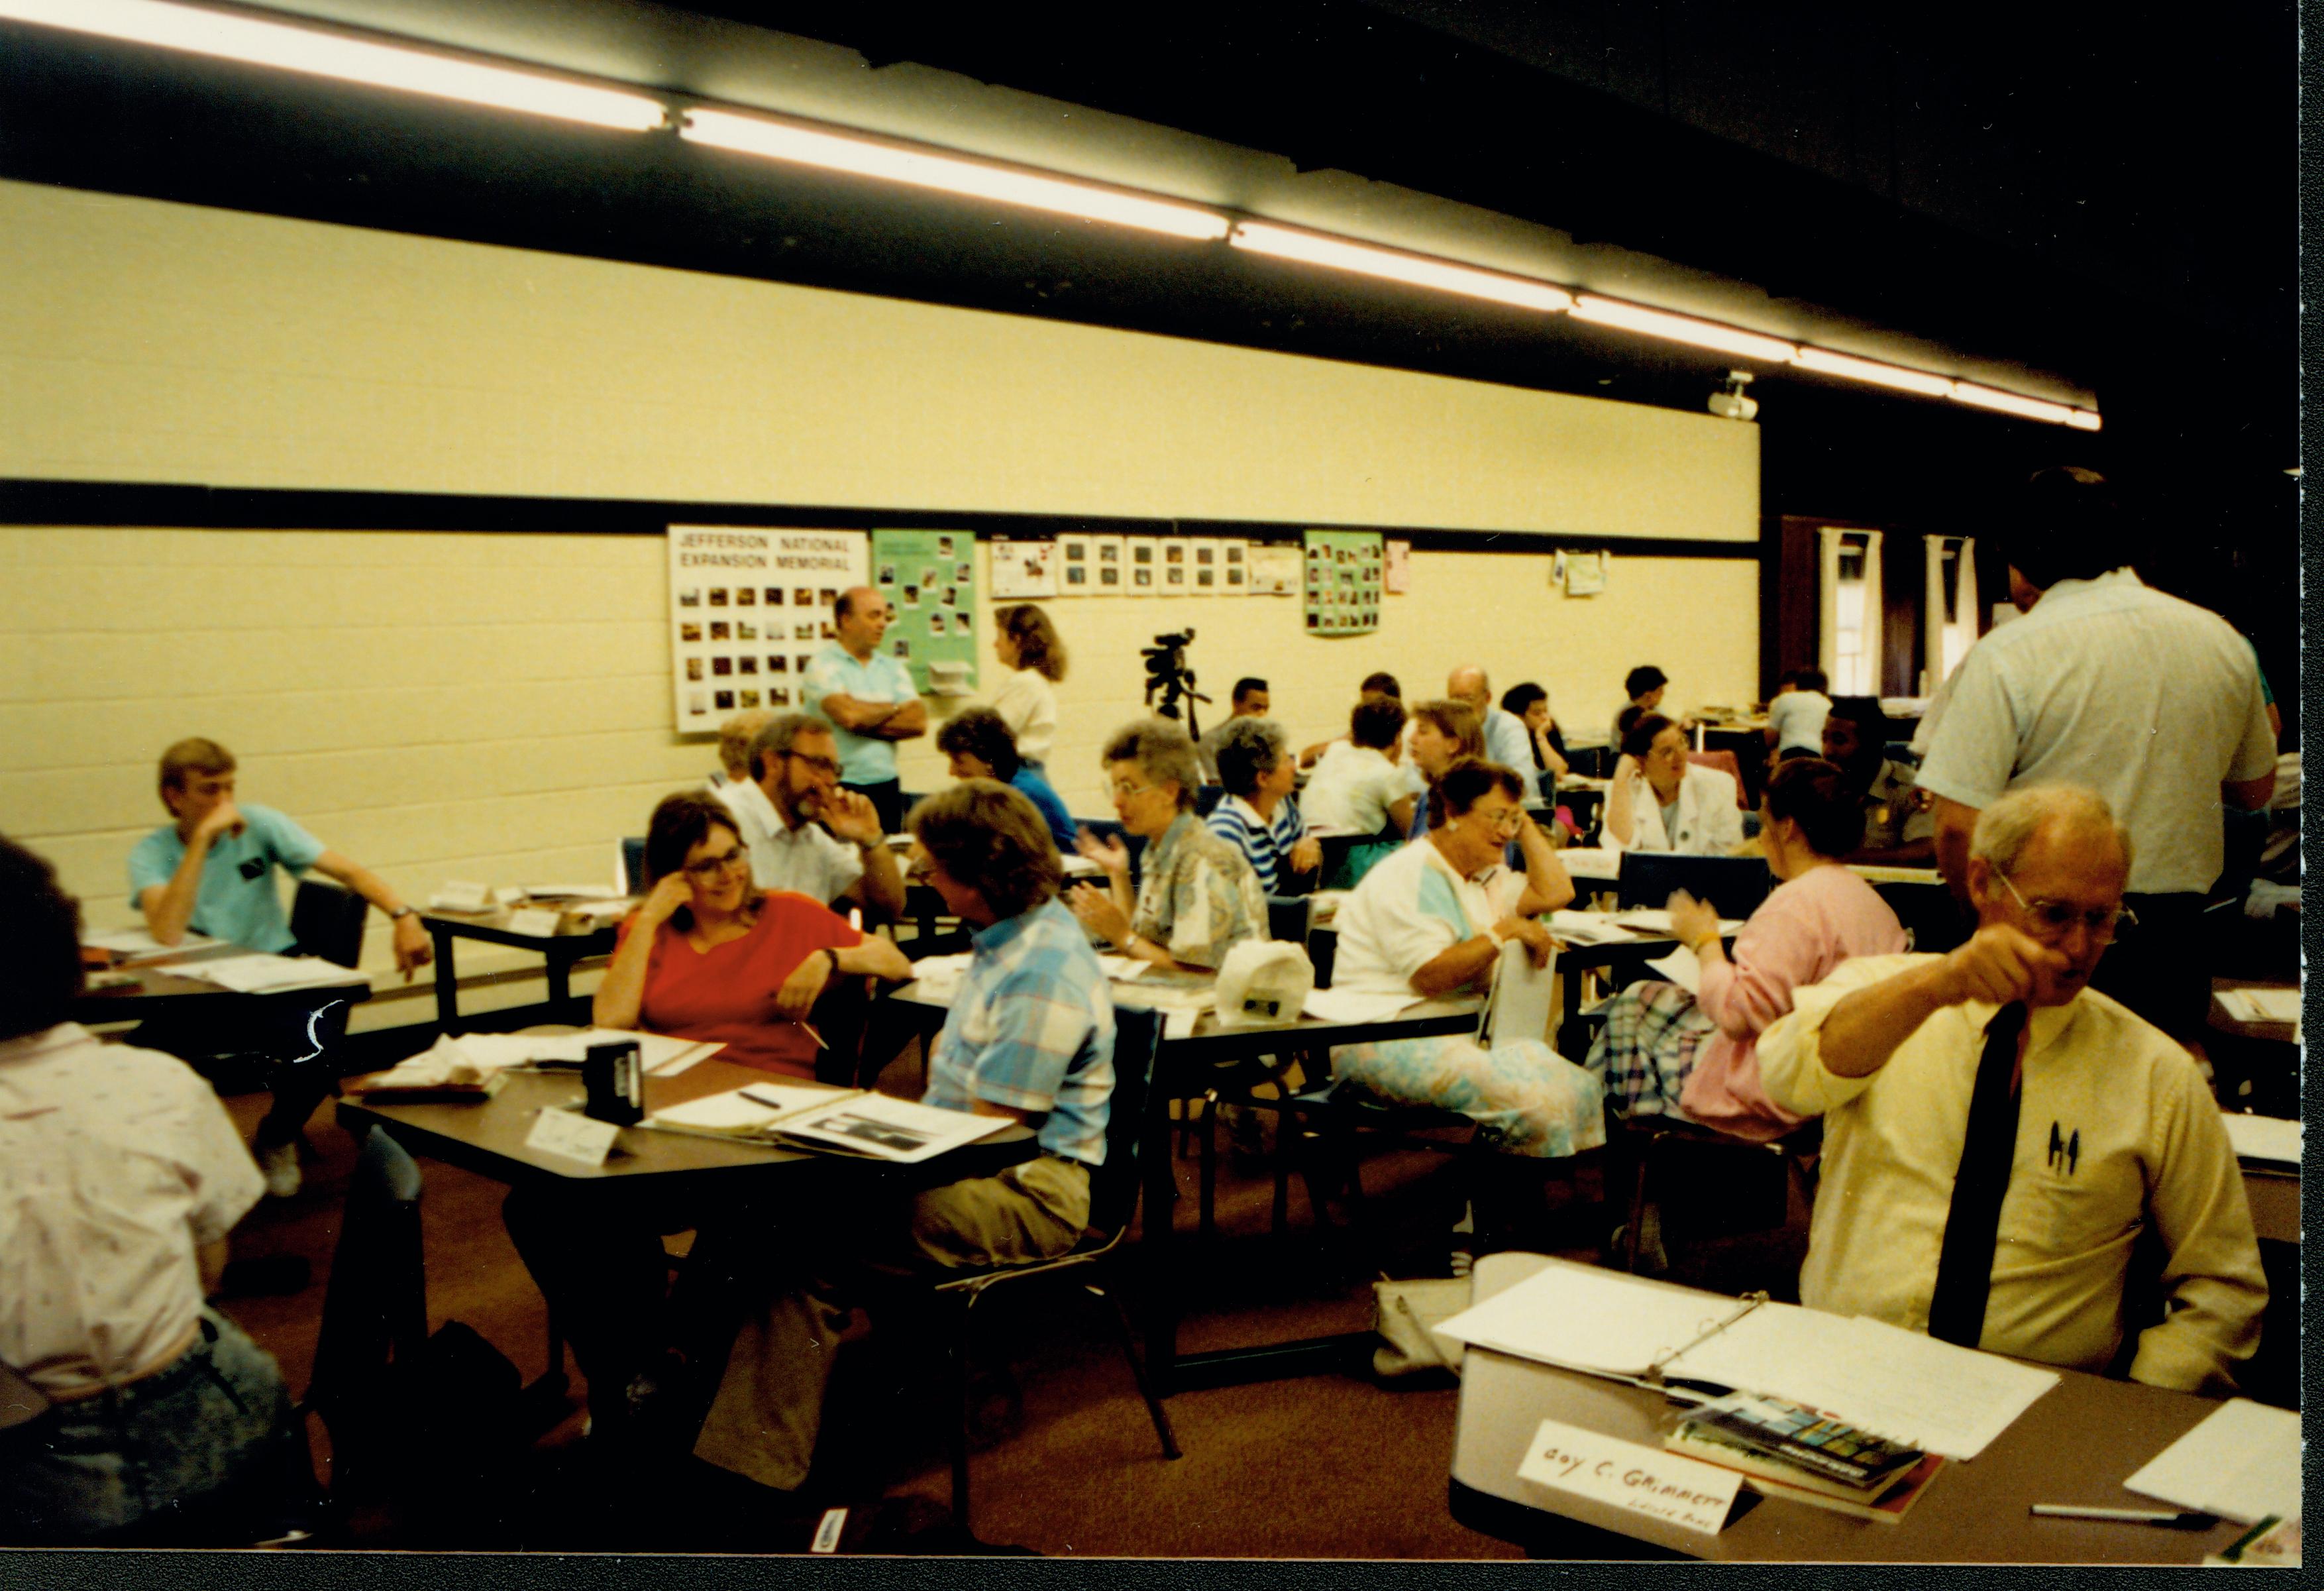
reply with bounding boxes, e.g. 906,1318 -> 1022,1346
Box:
1434,1256 -> 2058,1460
644,1081 -> 1008,1164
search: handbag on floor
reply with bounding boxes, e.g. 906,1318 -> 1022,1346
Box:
1369,1276 -> 1471,1380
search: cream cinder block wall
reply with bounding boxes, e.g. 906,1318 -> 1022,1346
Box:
939,546 -> 1761,818
2,181 -> 1761,1030
0,181 -> 1756,541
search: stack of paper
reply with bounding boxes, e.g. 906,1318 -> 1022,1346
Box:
2221,1113 -> 2301,1166
2217,986 -> 2302,1026
177,954 -> 368,993
81,926 -> 221,961
651,1083 -> 1008,1164
353,1028 -> 721,1091
1303,986 -> 1422,1025
2125,1399 -> 2303,1525
1434,1258 -> 2058,1460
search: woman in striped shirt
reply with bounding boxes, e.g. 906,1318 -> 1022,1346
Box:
1204,716 -> 1321,895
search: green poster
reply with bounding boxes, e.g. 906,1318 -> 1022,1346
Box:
871,528 -> 978,693
1302,529 -> 1384,637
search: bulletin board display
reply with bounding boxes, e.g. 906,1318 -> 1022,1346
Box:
1303,529 -> 1384,635
871,528 -> 977,694
667,525 -> 867,732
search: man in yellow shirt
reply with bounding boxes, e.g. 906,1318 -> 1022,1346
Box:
1757,783 -> 2264,1393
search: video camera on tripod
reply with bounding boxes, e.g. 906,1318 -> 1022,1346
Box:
1141,629 -> 1209,736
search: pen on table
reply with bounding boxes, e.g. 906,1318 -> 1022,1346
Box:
2028,1505 -> 2218,1528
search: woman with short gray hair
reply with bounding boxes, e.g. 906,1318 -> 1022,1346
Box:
1070,718 -> 1267,971
1206,717 -> 1322,895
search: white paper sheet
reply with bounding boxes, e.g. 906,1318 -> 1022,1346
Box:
1302,987 -> 1422,1024
2217,986 -> 2302,1024
1434,1258 -> 2057,1460
776,1091 -> 1008,1163
423,1028 -> 721,1076
651,1085 -> 820,1132
2124,1398 -> 2304,1524
1096,955 -> 1151,983
177,953 -> 367,993
81,926 -> 221,959
2222,1113 -> 2301,1166
1644,944 -> 1702,994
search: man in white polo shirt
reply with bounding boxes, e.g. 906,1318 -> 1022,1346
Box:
712,714 -> 904,918
800,586 -> 925,833
1915,467 -> 2275,1035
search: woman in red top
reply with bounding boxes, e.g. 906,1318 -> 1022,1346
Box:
595,793 -> 912,1079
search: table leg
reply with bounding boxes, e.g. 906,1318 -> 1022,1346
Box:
546,949 -> 576,1024
430,928 -> 461,1035
1140,1082 -> 1180,1394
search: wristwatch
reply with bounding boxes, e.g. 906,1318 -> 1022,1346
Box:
388,905 -> 416,921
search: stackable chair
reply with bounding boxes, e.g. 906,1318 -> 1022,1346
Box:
915,1007 -> 1180,1539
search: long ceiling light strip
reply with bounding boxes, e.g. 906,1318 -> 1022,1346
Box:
0,0 -> 668,130
681,107 -> 1230,241
1,0 -> 2101,426
1571,295 -> 1801,364
1230,221 -> 1574,313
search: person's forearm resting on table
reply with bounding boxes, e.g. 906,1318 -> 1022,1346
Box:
1406,920 -> 1532,999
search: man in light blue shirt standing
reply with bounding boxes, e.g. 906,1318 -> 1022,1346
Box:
1450,665 -> 1538,793
800,586 -> 926,833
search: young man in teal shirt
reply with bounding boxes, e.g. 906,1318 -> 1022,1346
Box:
130,738 -> 432,1195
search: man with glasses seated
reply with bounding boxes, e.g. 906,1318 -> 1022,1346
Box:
713,713 -> 905,918
1756,784 -> 2265,1392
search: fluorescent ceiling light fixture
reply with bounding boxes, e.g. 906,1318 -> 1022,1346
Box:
1949,380 -> 2097,429
681,108 -> 1230,241
1571,295 -> 1799,364
1230,221 -> 1573,313
1794,347 -> 1956,399
0,0 -> 668,130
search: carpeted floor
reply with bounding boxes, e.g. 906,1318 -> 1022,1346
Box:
210,1050 -> 1750,1558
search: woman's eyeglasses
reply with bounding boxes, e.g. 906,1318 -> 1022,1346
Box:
681,846 -> 749,881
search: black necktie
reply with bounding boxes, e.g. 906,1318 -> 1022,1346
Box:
1927,1002 -> 2029,1349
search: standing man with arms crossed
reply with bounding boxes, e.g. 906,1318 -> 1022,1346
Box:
1915,468 -> 2274,1036
1756,785 -> 2265,1391
132,738 -> 431,1196
800,587 -> 926,835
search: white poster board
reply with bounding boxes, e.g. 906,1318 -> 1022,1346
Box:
989,537 -> 1059,599
668,525 -> 869,733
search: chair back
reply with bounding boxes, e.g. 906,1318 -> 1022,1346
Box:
619,837 -> 647,895
1616,851 -> 1773,920
290,879 -> 370,969
304,1128 -> 427,1451
1687,748 -> 1750,807
1085,1007 -> 1162,1239
1265,895 -> 1312,945
1874,877 -> 1969,955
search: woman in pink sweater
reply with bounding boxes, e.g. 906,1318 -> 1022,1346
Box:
1586,757 -> 1908,1140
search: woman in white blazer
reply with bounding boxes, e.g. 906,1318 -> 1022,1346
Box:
1603,712 -> 1745,854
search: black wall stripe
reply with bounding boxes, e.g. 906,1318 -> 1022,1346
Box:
0,480 -> 1761,561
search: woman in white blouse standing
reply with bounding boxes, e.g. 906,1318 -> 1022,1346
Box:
1602,712 -> 1746,855
989,604 -> 1067,770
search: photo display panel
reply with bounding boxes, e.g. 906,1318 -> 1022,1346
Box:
871,527 -> 978,693
1302,528 -> 1385,635
668,526 -> 868,730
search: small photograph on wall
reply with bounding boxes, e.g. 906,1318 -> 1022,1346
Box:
794,622 -> 816,639
689,690 -> 707,714
820,588 -> 839,607
1090,535 -> 1126,596
765,587 -> 784,605
770,687 -> 792,707
735,588 -> 755,606
680,622 -> 702,643
685,657 -> 703,681
902,585 -> 920,607
937,534 -> 956,558
715,690 -> 735,710
679,588 -> 702,608
1134,565 -> 1154,590
1385,540 -> 1410,593
709,588 -> 729,607
710,621 -> 731,642
737,621 -> 757,641
795,588 -> 814,607
739,689 -> 761,708
712,657 -> 731,677
892,639 -> 911,659
768,655 -> 789,673
796,653 -> 816,674
929,613 -> 947,636
738,657 -> 757,674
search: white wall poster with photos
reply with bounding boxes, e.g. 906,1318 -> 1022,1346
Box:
988,536 -> 1059,599
667,525 -> 869,732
